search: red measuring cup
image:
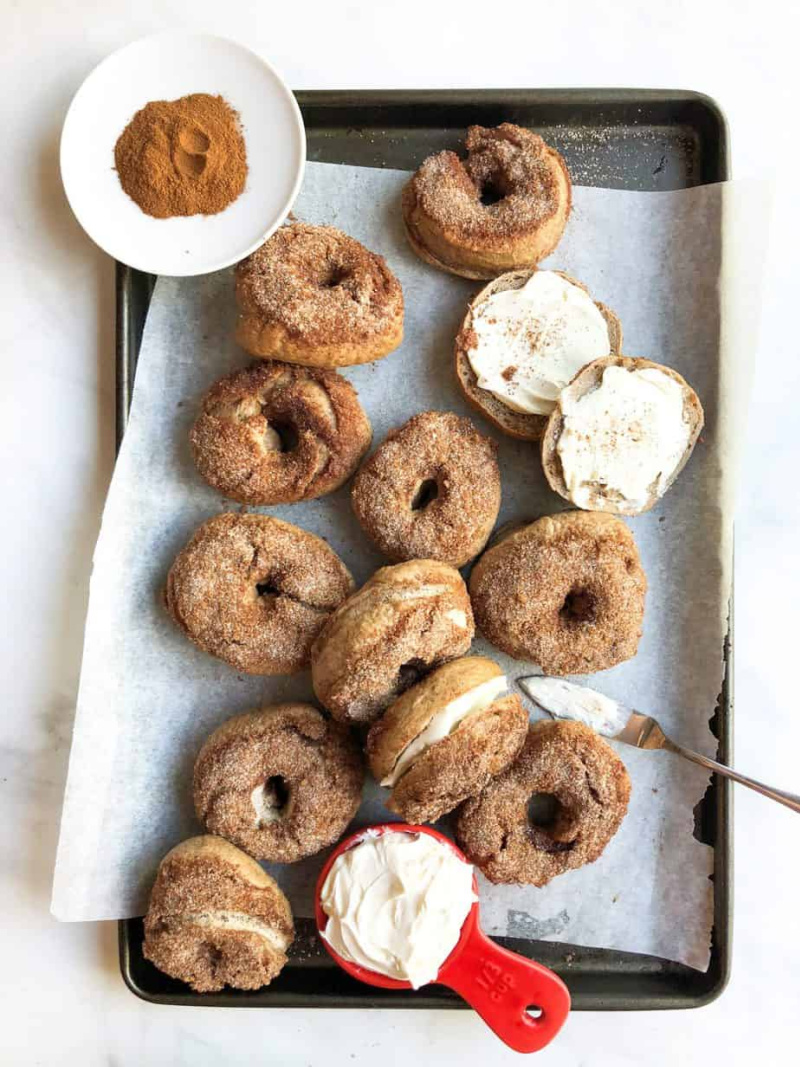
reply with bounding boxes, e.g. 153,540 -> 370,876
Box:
314,823 -> 570,1054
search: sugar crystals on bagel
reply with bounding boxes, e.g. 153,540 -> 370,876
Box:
194,704 -> 364,864
190,360 -> 372,505
311,559 -> 475,725
469,511 -> 647,675
143,836 -> 295,993
457,720 -> 631,886
235,222 -> 404,368
403,123 -> 572,279
351,410 -> 501,568
165,512 -> 354,675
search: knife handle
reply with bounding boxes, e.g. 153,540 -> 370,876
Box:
664,739 -> 800,814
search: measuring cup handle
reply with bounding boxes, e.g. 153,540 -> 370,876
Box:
438,923 -> 570,1053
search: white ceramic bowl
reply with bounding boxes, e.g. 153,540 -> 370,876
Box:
60,32 -> 306,276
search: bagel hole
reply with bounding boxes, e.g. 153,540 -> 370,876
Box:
479,180 -> 505,207
396,658 -> 426,693
527,794 -> 577,855
253,775 -> 291,825
527,793 -> 561,830
265,775 -> 290,810
560,587 -> 597,627
202,943 -> 223,969
319,263 -> 351,289
256,580 -> 280,598
411,478 -> 439,511
266,420 -> 299,453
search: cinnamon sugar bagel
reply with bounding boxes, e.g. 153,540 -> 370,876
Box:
456,720 -> 631,886
469,511 -> 646,675
311,559 -> 474,725
351,411 -> 501,568
367,657 -> 528,824
235,223 -> 404,367
143,836 -> 294,992
194,705 -> 364,864
165,513 -> 354,675
402,124 -> 571,279
190,361 -> 371,505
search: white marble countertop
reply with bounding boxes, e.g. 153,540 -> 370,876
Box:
2,1 -> 798,1063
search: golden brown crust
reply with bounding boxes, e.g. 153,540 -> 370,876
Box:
541,355 -> 705,514
165,513 -> 354,675
402,124 -> 571,279
367,656 -> 504,781
143,835 -> 294,992
454,270 -> 623,441
457,720 -> 631,886
190,361 -> 371,505
351,411 -> 501,567
468,511 -> 647,675
385,695 -> 528,824
311,560 -> 475,724
193,704 -> 364,864
235,223 -> 404,367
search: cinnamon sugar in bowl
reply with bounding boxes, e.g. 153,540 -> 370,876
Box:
60,32 -> 305,276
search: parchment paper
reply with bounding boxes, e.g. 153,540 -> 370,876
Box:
53,162 -> 768,971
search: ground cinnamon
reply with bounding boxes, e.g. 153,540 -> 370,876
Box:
114,93 -> 248,219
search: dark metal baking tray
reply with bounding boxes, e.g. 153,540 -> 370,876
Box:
117,89 -> 731,1011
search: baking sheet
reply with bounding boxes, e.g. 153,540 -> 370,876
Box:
53,161 -> 765,971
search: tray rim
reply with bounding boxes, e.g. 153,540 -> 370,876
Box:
115,85 -> 732,1012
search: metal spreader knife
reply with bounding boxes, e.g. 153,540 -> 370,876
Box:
517,676 -> 800,814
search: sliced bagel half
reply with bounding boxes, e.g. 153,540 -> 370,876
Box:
454,269 -> 622,441
541,354 -> 704,515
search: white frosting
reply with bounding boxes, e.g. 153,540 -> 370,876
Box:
556,365 -> 691,510
445,608 -> 469,628
520,676 -> 629,737
320,831 -> 476,988
382,675 -> 507,787
465,271 -> 611,416
182,911 -> 290,952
